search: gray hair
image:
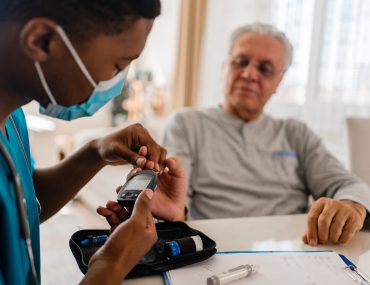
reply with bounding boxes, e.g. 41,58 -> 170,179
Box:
229,22 -> 293,70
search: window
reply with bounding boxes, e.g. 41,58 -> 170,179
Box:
270,0 -> 313,104
318,0 -> 370,104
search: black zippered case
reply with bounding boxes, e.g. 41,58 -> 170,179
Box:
69,221 -> 217,279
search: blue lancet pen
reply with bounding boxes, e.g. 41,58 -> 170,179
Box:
80,235 -> 108,247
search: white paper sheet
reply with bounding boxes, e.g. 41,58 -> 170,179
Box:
166,251 -> 357,285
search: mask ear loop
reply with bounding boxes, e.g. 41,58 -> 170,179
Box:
35,61 -> 57,105
94,65 -> 130,92
55,26 -> 97,88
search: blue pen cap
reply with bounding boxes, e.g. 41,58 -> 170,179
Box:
165,241 -> 181,257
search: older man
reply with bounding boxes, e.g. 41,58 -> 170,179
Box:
164,23 -> 370,246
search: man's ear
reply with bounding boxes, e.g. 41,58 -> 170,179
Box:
18,18 -> 59,62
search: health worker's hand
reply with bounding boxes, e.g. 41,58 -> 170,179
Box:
81,190 -> 157,284
97,157 -> 187,232
302,198 -> 367,246
95,123 -> 167,170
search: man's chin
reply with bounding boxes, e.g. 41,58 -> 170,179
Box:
235,99 -> 259,113
232,105 -> 260,121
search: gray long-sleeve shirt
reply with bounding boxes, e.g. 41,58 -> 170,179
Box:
163,107 -> 370,221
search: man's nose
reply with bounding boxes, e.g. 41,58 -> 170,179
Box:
240,63 -> 259,81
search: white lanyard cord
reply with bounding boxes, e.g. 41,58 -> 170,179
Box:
0,141 -> 38,285
9,115 -> 42,215
9,116 -> 31,173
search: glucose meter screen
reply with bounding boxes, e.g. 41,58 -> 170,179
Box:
125,175 -> 151,191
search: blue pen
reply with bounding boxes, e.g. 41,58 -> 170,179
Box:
80,234 -> 108,247
340,254 -> 370,284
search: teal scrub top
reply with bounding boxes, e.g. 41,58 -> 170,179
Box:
0,108 -> 41,284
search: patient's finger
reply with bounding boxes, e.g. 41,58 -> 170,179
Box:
306,201 -> 325,246
97,207 -> 121,225
339,216 -> 361,244
328,211 -> 347,243
106,200 -> 123,212
317,205 -> 336,244
301,232 -> 309,244
96,206 -> 114,218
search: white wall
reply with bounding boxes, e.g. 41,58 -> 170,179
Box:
198,0 -> 274,108
135,0 -> 180,89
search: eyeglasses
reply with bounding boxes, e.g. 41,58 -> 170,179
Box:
229,55 -> 283,79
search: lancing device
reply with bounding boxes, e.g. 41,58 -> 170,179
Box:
207,264 -> 258,285
164,235 -> 203,258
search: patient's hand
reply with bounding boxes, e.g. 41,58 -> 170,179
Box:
302,198 -> 367,245
97,157 -> 187,232
149,156 -> 187,221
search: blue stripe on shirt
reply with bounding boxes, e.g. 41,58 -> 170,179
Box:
272,150 -> 297,157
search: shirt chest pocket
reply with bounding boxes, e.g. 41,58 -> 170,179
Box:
272,151 -> 303,187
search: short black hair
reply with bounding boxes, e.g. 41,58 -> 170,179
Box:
0,0 -> 161,39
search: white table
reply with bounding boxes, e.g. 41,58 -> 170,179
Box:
125,214 -> 370,285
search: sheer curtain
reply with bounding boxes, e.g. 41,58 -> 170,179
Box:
172,0 -> 207,109
300,0 -> 370,163
318,0 -> 370,104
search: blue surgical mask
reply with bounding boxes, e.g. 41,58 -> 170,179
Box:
35,26 -> 129,121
